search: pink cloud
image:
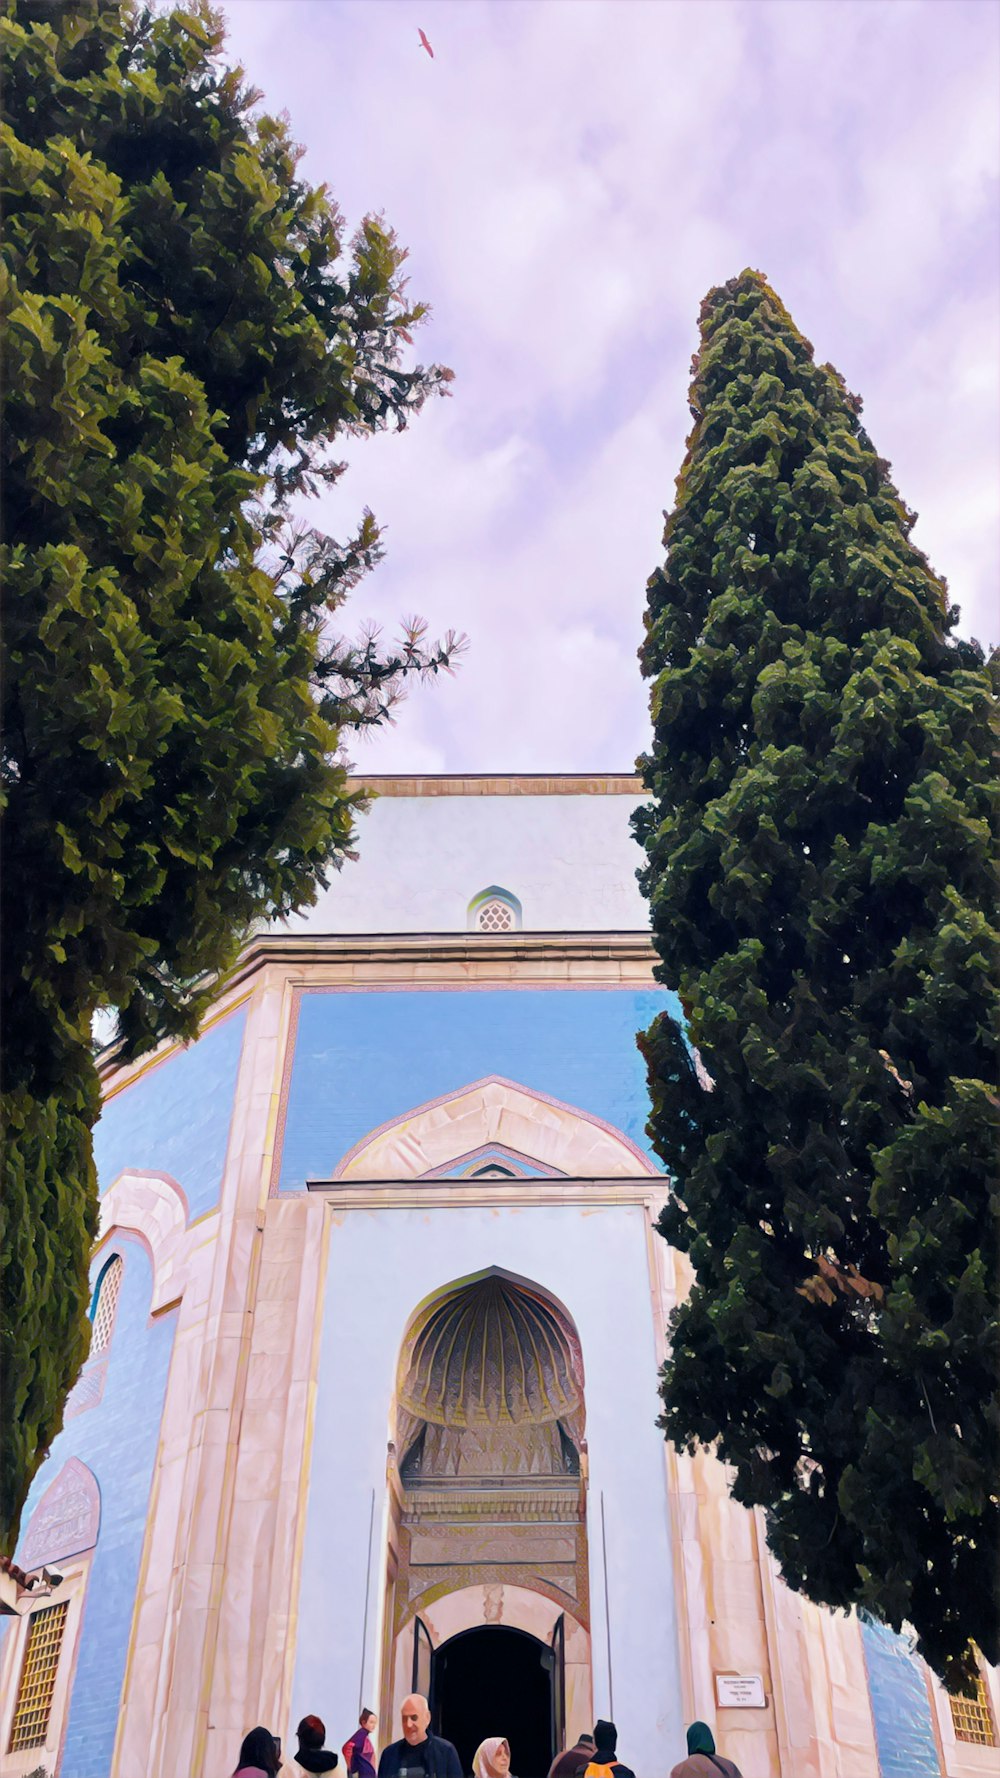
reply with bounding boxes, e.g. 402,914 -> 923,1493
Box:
221,0 -> 1000,771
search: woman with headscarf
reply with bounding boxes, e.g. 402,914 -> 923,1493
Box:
669,1720 -> 743,1778
472,1737 -> 513,1778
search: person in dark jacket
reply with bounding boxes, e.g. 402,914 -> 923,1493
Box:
584,1720 -> 634,1778
294,1713 -> 339,1774
547,1733 -> 596,1778
669,1720 -> 743,1778
376,1695 -> 462,1778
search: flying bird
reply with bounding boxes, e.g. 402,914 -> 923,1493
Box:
418,27 -> 434,58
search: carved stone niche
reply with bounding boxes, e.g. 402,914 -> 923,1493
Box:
397,1268 -> 585,1486
18,1458 -> 101,1572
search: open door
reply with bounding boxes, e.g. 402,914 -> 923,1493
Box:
550,1614 -> 565,1758
412,1614 -> 433,1712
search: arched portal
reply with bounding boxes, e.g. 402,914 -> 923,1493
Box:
382,1273 -> 592,1757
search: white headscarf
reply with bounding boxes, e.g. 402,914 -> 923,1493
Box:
473,1738 -> 510,1778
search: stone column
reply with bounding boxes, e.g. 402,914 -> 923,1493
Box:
112,967 -> 294,1778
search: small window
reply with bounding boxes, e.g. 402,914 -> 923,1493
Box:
90,1255 -> 123,1355
477,899 -> 514,932
8,1599 -> 69,1752
950,1669 -> 997,1745
468,886 -> 522,933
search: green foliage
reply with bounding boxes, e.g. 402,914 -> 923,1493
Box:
1,1074 -> 99,1554
634,269 -> 999,1687
1,0 -> 457,1546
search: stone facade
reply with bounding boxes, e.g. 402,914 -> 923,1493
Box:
1,778 -> 996,1778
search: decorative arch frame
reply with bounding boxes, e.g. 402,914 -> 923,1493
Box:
403,1573 -> 587,1633
94,1169 -> 192,1314
332,1075 -> 658,1181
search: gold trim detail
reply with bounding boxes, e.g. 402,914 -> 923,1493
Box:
950,1672 -> 997,1745
8,1600 -> 69,1751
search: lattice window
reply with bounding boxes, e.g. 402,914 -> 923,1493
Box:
468,886 -> 521,933
8,1600 -> 69,1751
476,898 -> 514,932
950,1671 -> 997,1745
90,1255 -> 123,1355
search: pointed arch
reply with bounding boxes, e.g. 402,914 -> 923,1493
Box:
332,1075 -> 657,1180
468,886 -> 522,931
95,1169 -> 192,1312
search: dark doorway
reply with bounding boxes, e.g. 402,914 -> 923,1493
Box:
433,1625 -> 554,1778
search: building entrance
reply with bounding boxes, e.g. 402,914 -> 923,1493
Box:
434,1625 -> 555,1778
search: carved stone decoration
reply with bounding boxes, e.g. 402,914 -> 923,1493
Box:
335,1075 -> 658,1181
483,1584 -> 504,1624
397,1267 -> 585,1478
397,1558 -> 588,1635
391,1268 -> 591,1639
18,1458 -> 100,1571
420,1145 -> 567,1181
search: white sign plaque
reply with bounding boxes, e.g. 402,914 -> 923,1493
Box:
715,1673 -> 766,1709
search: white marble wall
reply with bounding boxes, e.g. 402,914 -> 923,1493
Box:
276,784 -> 649,935
288,1198 -> 685,1778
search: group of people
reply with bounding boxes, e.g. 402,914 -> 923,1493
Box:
548,1719 -> 741,1778
229,1697 -> 743,1778
232,1709 -> 377,1778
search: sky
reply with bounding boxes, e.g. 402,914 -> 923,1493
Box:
219,0 -> 1000,774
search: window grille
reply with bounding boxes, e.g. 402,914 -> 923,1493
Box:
468,886 -> 522,932
950,1671 -> 997,1745
90,1255 -> 123,1355
476,898 -> 514,932
8,1600 -> 69,1751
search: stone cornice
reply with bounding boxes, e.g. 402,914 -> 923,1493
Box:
225,929 -> 657,990
345,773 -> 643,797
306,1179 -> 669,1209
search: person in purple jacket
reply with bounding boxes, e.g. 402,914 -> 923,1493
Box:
343,1709 -> 378,1778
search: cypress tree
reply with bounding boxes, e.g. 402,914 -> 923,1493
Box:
634,269 -> 999,1686
1,0 -> 458,1546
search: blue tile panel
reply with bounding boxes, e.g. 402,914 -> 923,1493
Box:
92,1005 -> 246,1218
12,1235 -> 177,1778
278,986 -> 681,1188
861,1617 -> 941,1777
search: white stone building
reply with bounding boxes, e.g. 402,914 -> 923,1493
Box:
1,777 -> 996,1778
